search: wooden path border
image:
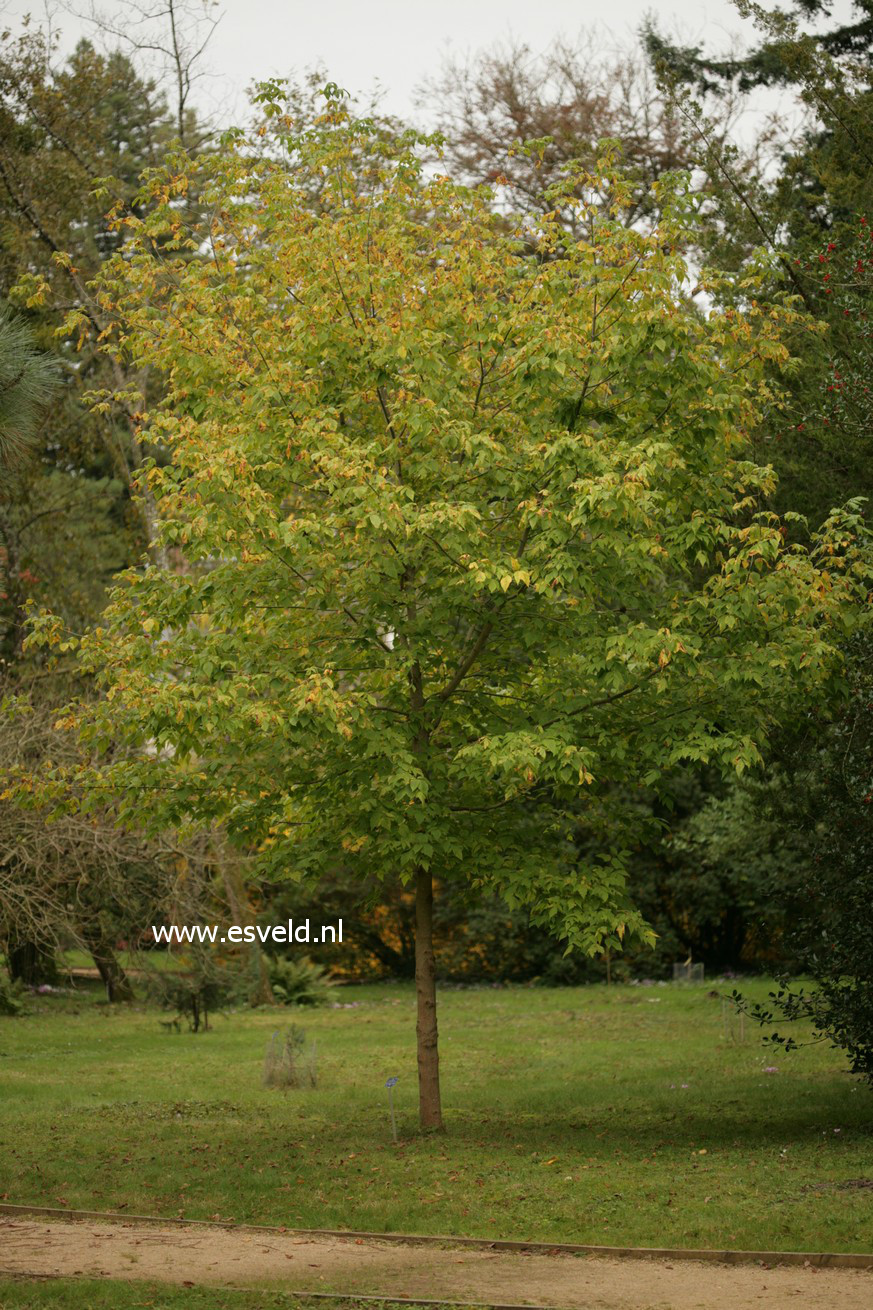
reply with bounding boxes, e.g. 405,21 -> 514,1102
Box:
1,1201 -> 871,1271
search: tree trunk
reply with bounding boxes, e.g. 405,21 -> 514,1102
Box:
415,865 -> 443,1130
89,940 -> 135,1002
80,922 -> 135,1002
6,937 -> 58,987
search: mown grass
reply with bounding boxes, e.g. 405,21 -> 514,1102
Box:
0,1282 -> 420,1310
1,980 -> 871,1253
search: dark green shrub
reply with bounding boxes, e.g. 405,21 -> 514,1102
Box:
265,955 -> 334,1006
0,970 -> 23,1016
147,953 -> 240,1031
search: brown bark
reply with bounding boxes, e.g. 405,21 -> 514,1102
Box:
415,864 -> 443,1130
89,941 -> 135,1002
407,647 -> 442,1129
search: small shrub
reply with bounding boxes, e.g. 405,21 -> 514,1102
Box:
0,971 -> 23,1016
266,955 -> 334,1006
147,953 -> 241,1031
263,1025 -> 318,1088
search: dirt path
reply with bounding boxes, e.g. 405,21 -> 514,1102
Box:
1,1218 -> 871,1308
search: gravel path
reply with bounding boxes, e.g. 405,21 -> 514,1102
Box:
2,1217 -> 872,1307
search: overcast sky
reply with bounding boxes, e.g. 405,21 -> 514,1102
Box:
1,0 -> 858,129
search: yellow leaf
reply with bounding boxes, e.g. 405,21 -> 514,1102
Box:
500,575 -> 512,592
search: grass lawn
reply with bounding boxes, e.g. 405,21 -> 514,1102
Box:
0,1283 -> 416,1310
0,980 -> 871,1253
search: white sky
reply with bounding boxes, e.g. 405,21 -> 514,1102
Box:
0,0 -> 859,131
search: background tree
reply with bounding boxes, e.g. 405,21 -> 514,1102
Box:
0,19 -> 213,560
72,0 -> 221,150
421,33 -> 688,233
730,625 -> 873,1084
0,310 -> 57,472
646,0 -> 873,524
0,11 -> 221,989
633,1 -> 873,1065
0,685 -> 221,996
645,1 -> 873,96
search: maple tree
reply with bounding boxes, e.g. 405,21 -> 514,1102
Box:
33,88 -> 863,1129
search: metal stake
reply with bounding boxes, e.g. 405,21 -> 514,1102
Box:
385,1076 -> 399,1142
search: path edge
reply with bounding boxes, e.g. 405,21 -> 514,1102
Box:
1,1201 -> 870,1271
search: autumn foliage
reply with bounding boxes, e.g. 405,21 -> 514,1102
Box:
27,88 -> 865,1125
